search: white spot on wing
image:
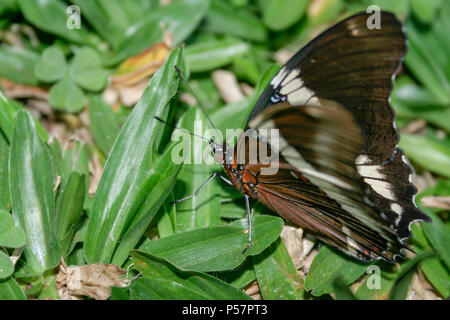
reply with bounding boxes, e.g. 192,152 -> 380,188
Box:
281,68 -> 300,86
355,154 -> 371,165
364,178 -> 396,201
357,164 -> 384,179
270,67 -> 287,88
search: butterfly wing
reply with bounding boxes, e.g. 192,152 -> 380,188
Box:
241,11 -> 430,261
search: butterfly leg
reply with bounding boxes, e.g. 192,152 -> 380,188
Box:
172,172 -> 232,204
242,194 -> 253,254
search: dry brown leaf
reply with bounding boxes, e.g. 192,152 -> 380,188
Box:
240,83 -> 254,97
421,196 -> 450,210
56,261 -> 129,300
244,281 -> 261,300
1,78 -> 49,100
401,119 -> 427,134
280,226 -> 304,269
111,42 -> 171,87
212,70 -> 244,104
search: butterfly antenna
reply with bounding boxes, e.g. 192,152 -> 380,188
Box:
174,65 -> 222,143
154,116 -> 211,143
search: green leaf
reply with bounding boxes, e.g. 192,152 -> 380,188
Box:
203,0 -> 267,42
84,48 -> 183,264
17,0 -> 92,45
405,18 -> 450,105
0,93 -> 48,143
70,0 -> 153,48
0,132 -> 10,211
54,172 -> 86,258
399,134 -> 450,178
0,45 -> 39,85
0,251 -> 14,279
139,216 -> 284,272
333,277 -> 358,300
106,0 -> 209,66
411,0 -> 442,24
34,46 -> 67,83
420,211 -> 450,270
155,196 -> 177,238
355,267 -> 396,300
0,277 -> 27,299
185,39 -> 249,73
87,94 -> 120,155
0,210 -> 26,248
60,141 -> 90,188
389,269 -> 414,300
69,47 -> 109,91
110,143 -> 184,266
260,0 -> 309,31
9,110 -> 60,274
304,246 -> 370,296
131,250 -> 252,300
420,256 -> 450,299
253,238 -> 304,299
49,79 -> 85,112
218,259 -> 256,289
173,107 -> 221,232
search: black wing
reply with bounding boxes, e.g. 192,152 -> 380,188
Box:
246,11 -> 430,250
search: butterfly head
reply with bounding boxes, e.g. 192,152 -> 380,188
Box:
210,140 -> 233,164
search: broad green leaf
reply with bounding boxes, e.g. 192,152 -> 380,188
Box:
71,0 -> 154,48
362,0 -> 410,18
304,246 -> 370,296
87,94 -> 120,155
0,45 -> 39,85
110,286 -> 131,300
420,211 -> 450,270
0,93 -> 48,143
389,268 -> 414,300
60,140 -> 90,188
399,134 -> 450,178
420,256 -> 450,299
34,46 -> 67,83
0,132 -> 10,210
405,19 -> 450,105
203,0 -> 267,42
260,0 -> 309,31
155,195 -> 177,238
0,251 -> 14,279
185,39 -> 249,73
333,277 -> 358,300
0,277 -> 27,299
49,79 -> 85,112
54,172 -> 86,258
253,238 -> 304,300
218,259 -> 256,289
356,268 -> 396,300
17,0 -> 92,45
111,143 -> 184,265
173,107 -> 221,232
0,210 -> 26,248
131,278 -> 211,299
9,110 -> 60,274
69,47 -> 109,91
411,0 -> 442,24
131,250 -> 252,300
84,48 -> 183,264
106,0 -> 209,66
139,215 -> 284,272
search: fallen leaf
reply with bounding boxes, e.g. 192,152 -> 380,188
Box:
56,261 -> 129,300
212,70 -> 244,104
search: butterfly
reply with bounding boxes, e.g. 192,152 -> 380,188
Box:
175,11 -> 431,263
